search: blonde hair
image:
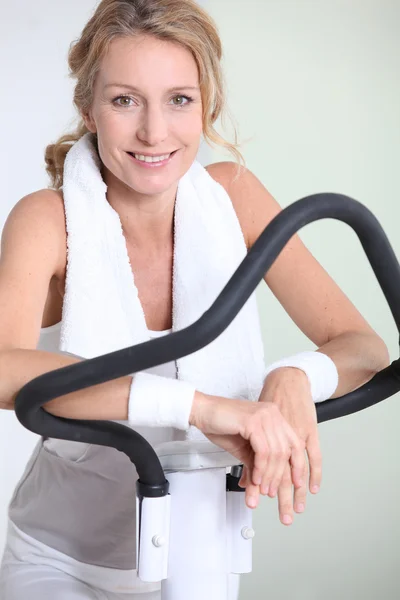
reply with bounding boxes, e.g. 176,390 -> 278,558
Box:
45,0 -> 245,190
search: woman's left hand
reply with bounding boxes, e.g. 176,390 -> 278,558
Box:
239,367 -> 322,526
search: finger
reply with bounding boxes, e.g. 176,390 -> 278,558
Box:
260,441 -> 279,495
260,409 -> 288,496
293,461 -> 308,513
249,430 -> 270,487
245,480 -> 261,509
286,425 -> 306,489
267,433 -> 290,498
238,465 -> 248,488
307,431 -> 322,494
277,465 -> 294,526
242,458 -> 261,508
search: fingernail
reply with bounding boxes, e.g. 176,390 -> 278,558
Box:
296,503 -> 305,513
283,514 -> 292,525
248,496 -> 257,508
312,485 -> 320,493
261,485 -> 269,495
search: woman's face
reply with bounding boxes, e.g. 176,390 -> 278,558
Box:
84,35 -> 203,197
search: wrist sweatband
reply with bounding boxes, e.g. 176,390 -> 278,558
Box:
264,351 -> 339,403
128,372 -> 196,430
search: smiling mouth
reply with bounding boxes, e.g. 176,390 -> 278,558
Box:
127,150 -> 178,163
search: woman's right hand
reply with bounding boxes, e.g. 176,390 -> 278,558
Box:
189,392 -> 305,509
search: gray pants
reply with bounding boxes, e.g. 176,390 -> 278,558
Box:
0,545 -> 241,599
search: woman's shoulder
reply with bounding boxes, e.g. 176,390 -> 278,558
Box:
205,161 -> 282,249
18,187 -> 65,213
22,187 -> 66,233
16,188 -> 67,277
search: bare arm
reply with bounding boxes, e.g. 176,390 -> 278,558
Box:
206,161 -> 391,521
0,346 -> 207,423
0,190 -> 151,420
206,161 -> 390,393
0,348 -> 132,419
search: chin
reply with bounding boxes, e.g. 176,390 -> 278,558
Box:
126,177 -> 177,197
128,165 -> 190,194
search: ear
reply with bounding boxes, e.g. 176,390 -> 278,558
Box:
82,109 -> 97,134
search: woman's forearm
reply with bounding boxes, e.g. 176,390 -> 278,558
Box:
0,348 -> 133,420
0,348 -> 209,426
317,330 -> 390,398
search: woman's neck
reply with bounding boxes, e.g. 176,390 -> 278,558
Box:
104,173 -> 177,250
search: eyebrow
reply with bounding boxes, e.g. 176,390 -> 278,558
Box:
104,83 -> 200,92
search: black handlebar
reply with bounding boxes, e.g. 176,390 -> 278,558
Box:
14,193 -> 400,496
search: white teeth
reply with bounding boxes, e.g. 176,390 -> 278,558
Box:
133,153 -> 171,163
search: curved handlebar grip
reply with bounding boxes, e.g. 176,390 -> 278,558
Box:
14,193 -> 400,491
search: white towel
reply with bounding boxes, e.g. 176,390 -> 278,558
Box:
59,133 -> 267,440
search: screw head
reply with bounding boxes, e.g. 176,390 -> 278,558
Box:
241,527 -> 255,540
152,535 -> 166,547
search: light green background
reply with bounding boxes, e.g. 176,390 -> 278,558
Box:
204,1 -> 400,598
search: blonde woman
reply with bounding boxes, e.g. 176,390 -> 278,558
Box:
0,0 -> 389,598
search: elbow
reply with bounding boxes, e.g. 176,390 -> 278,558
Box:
370,333 -> 391,373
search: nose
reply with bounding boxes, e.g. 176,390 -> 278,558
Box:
136,104 -> 169,147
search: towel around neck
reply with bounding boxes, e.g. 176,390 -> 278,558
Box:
59,133 -> 267,439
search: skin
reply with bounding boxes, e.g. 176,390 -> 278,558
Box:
84,35 -> 203,254
81,33 -> 390,525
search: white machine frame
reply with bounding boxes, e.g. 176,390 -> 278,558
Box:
136,440 -> 253,599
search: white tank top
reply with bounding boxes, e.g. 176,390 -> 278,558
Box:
38,321 -> 179,460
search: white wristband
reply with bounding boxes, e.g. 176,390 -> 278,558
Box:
128,372 -> 196,430
264,351 -> 339,403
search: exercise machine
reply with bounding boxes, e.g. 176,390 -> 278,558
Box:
14,193 -> 400,599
